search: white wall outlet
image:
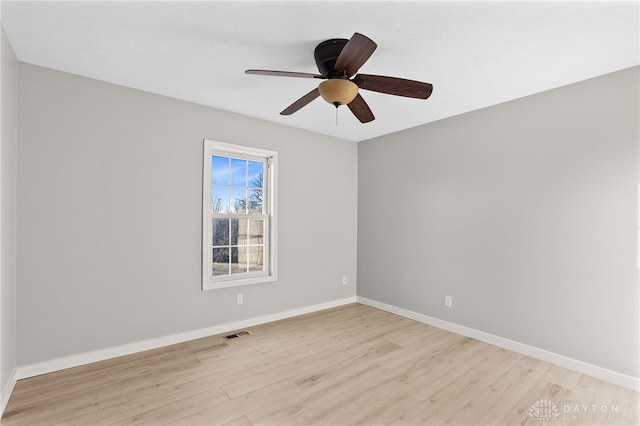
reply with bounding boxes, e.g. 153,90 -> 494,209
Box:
444,295 -> 452,308
342,276 -> 348,285
237,293 -> 243,305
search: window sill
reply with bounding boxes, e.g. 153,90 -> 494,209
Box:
202,274 -> 277,291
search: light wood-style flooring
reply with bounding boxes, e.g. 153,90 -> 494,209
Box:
2,303 -> 638,425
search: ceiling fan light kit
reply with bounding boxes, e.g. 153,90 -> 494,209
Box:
318,79 -> 359,107
246,32 -> 433,123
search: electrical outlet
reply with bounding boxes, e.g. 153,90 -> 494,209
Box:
237,293 -> 243,305
444,295 -> 452,308
342,276 -> 348,285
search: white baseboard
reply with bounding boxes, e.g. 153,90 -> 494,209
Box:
15,296 -> 357,381
1,367 -> 17,416
357,296 -> 640,392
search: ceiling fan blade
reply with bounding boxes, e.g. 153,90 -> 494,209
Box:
347,93 -> 375,123
245,69 -> 324,79
280,88 -> 321,115
353,74 -> 433,99
334,33 -> 377,77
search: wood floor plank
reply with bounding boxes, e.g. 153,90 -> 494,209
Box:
247,353 -> 389,425
444,352 -> 552,425
173,380 -> 300,426
3,304 -> 638,425
544,363 -> 583,390
110,386 -> 230,425
7,345 -> 205,410
221,415 -> 253,426
352,393 -> 422,426
290,363 -> 395,425
68,368 -> 241,425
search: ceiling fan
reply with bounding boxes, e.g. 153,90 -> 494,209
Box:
245,33 -> 433,123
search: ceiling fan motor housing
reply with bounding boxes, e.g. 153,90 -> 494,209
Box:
314,38 -> 349,77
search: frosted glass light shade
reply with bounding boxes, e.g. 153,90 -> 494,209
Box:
318,79 -> 359,106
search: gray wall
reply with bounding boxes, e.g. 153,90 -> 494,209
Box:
358,67 -> 639,378
11,57 -> 640,381
1,24 -> 18,393
17,63 -> 358,366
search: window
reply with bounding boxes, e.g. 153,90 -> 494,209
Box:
202,140 -> 277,290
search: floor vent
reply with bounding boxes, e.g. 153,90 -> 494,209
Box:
224,331 -> 252,340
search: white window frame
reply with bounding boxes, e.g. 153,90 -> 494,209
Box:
202,139 -> 278,290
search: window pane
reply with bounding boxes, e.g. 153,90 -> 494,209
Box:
230,247 -> 246,274
235,218 -> 247,246
212,248 -> 229,275
212,186 -> 229,213
211,156 -> 229,186
248,161 -> 263,186
230,159 -> 246,186
212,218 -> 229,246
247,188 -> 263,214
248,219 -> 264,244
230,187 -> 247,213
248,246 -> 264,272
230,218 -> 240,245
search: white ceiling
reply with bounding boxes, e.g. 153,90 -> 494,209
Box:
2,1 -> 638,142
